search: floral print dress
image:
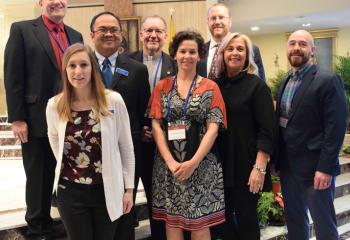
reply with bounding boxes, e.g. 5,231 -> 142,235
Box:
149,76 -> 227,230
60,109 -> 102,185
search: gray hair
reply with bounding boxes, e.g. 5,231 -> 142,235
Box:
141,15 -> 167,32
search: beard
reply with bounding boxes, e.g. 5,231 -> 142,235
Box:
288,51 -> 310,68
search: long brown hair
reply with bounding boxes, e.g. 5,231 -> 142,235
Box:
56,43 -> 111,122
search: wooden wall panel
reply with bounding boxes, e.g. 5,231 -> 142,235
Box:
64,5 -> 104,48
134,1 -> 208,53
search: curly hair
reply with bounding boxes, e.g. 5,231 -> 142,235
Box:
168,30 -> 207,59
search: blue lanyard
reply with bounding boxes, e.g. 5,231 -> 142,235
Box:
166,74 -> 198,121
152,54 -> 163,88
48,29 -> 70,53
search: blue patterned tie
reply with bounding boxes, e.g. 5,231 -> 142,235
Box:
102,58 -> 113,87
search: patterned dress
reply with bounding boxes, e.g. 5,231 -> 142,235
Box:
149,76 -> 227,230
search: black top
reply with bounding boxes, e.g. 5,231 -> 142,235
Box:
217,72 -> 275,190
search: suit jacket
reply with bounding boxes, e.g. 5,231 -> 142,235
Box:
4,17 -> 83,137
127,50 -> 176,79
197,41 -> 266,81
46,91 -> 135,221
273,64 -> 347,179
103,53 -> 150,169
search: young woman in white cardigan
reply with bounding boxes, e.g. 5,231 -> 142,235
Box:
46,43 -> 135,240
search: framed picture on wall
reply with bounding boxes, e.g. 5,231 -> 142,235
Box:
119,16 -> 142,53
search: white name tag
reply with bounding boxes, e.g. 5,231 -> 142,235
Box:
279,117 -> 288,128
168,124 -> 186,140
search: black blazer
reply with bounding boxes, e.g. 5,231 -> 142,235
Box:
127,50 -> 176,79
107,53 -> 150,141
4,17 -> 83,137
198,41 -> 266,81
273,65 -> 347,179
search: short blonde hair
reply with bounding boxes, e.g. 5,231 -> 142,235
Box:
215,32 -> 258,78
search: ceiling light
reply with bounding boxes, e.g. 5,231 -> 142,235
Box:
251,26 -> 259,31
302,23 -> 311,27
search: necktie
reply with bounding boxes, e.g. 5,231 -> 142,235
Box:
102,58 -> 113,87
53,26 -> 67,70
208,44 -> 219,80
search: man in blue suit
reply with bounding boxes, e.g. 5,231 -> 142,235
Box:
274,30 -> 347,240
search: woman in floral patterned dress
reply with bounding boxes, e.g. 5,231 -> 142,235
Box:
148,31 -> 227,240
46,43 -> 135,240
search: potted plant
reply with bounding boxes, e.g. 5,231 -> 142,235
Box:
268,70 -> 288,100
271,175 -> 281,195
257,192 -> 284,227
268,54 -> 288,101
334,54 -> 350,128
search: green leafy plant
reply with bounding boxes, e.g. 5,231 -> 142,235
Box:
257,192 -> 284,227
268,70 -> 288,100
342,145 -> 350,154
334,54 -> 350,129
271,175 -> 280,183
334,55 -> 350,97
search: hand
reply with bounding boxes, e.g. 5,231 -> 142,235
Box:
248,168 -> 265,194
174,160 -> 199,181
166,159 -> 181,176
12,121 -> 28,143
141,126 -> 153,142
123,189 -> 133,214
314,171 -> 332,190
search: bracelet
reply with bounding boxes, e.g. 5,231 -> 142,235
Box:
253,164 -> 266,175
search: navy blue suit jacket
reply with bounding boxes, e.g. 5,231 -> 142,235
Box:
274,64 -> 347,179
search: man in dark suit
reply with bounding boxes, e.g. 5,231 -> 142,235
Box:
198,3 -> 265,81
128,15 -> 176,240
273,30 -> 347,240
90,11 -> 150,240
4,0 -> 82,239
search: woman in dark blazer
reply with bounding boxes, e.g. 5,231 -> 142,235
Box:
215,32 -> 275,240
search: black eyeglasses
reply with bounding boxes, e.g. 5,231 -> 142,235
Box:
93,27 -> 121,35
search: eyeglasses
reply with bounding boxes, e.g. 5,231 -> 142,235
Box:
93,27 -> 121,35
208,15 -> 230,23
142,28 -> 166,36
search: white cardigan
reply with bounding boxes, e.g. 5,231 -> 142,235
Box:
46,90 -> 135,221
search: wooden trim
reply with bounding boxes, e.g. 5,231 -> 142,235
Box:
68,4 -> 104,8
133,0 -> 205,4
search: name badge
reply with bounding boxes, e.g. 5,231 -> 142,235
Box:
116,68 -> 129,76
168,122 -> 186,141
279,117 -> 288,128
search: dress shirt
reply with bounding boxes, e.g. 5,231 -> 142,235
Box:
207,39 -> 220,75
42,15 -> 69,70
280,63 -> 313,117
96,51 -> 118,74
143,52 -> 163,92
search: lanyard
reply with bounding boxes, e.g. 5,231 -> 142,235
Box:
48,29 -> 70,53
152,54 -> 163,88
166,74 -> 198,121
